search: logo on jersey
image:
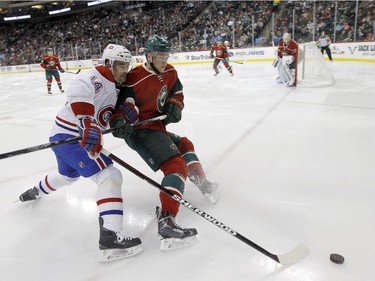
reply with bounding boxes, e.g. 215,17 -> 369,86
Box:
157,85 -> 168,112
97,105 -> 114,128
90,75 -> 103,94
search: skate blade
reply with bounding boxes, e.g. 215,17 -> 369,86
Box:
160,235 -> 199,251
99,245 -> 143,262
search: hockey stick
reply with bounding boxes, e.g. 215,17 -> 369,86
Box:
0,115 -> 166,160
231,61 -> 243,64
64,69 -> 81,74
102,148 -> 309,265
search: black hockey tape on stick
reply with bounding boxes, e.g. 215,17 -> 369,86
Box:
102,148 -> 309,265
232,61 -> 243,64
0,115 -> 166,160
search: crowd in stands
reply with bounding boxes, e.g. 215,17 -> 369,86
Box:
274,0 -> 374,44
0,0 -> 374,66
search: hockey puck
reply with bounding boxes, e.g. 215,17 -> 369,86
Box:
330,253 -> 344,264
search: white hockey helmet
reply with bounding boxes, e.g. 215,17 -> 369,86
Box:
102,44 -> 132,66
283,33 -> 291,43
224,40 -> 229,46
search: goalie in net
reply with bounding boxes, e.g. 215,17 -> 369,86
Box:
273,33 -> 334,87
273,33 -> 298,87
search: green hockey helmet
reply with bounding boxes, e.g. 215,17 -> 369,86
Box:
144,35 -> 172,54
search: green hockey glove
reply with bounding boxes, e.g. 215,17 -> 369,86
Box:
163,97 -> 184,125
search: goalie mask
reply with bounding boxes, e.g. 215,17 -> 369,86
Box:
283,33 -> 291,44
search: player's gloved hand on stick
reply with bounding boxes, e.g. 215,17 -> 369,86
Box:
118,98 -> 139,124
163,97 -> 184,125
59,68 -> 65,73
78,116 -> 102,158
210,54 -> 214,59
110,116 -> 133,141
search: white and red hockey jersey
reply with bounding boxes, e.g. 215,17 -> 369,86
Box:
50,65 -> 118,137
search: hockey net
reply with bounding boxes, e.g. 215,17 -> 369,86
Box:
297,42 -> 335,87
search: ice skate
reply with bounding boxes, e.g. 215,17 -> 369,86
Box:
48,91 -> 52,95
287,79 -> 295,87
98,217 -> 143,262
214,72 -> 219,76
19,187 -> 40,202
156,206 -> 198,251
60,89 -> 65,93
190,175 -> 220,204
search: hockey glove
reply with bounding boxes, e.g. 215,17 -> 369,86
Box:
78,116 -> 102,158
110,116 -> 134,141
210,54 -> 215,59
118,99 -> 139,124
163,97 -> 184,126
59,68 -> 65,73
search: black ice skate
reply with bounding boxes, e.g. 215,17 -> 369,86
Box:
19,187 -> 40,202
189,175 -> 220,204
156,206 -> 198,251
98,217 -> 143,262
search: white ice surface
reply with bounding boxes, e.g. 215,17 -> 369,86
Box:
0,61 -> 375,281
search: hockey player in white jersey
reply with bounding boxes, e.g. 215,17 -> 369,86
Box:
19,44 -> 143,262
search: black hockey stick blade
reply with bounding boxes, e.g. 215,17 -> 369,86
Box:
102,148 -> 309,265
64,69 -> 81,74
0,115 -> 166,160
232,61 -> 243,64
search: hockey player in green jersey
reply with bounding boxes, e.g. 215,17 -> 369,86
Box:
110,35 -> 219,250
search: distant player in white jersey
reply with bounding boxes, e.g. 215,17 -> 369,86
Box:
317,31 -> 333,62
19,44 -> 143,262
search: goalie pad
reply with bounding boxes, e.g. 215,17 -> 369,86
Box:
277,63 -> 295,87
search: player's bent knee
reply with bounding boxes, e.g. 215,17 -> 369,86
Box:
90,165 -> 123,187
160,156 -> 188,178
177,137 -> 195,153
56,174 -> 79,186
